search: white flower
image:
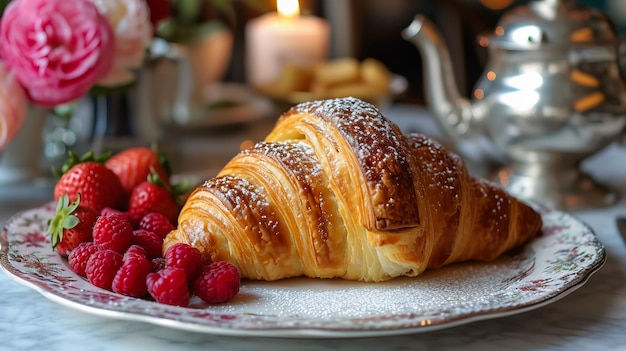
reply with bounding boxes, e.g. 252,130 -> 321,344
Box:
91,0 -> 153,87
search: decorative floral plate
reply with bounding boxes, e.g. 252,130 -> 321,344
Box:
0,204 -> 605,338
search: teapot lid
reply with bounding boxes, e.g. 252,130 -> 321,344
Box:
487,0 -> 619,50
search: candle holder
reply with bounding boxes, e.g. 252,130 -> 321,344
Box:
245,0 -> 330,88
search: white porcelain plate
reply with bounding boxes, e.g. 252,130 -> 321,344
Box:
0,204 -> 606,338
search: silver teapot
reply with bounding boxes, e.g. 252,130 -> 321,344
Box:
403,0 -> 626,210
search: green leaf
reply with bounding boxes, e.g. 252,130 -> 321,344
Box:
48,199 -> 66,249
53,103 -> 77,120
157,150 -> 173,177
147,166 -> 167,186
177,0 -> 203,24
53,150 -> 112,178
156,0 -> 270,43
63,215 -> 79,229
211,0 -> 236,24
67,193 -> 81,213
0,0 -> 11,17
47,193 -> 82,249
157,20 -> 225,43
50,231 -> 61,249
172,180 -> 193,198
55,195 -> 64,213
90,80 -> 138,96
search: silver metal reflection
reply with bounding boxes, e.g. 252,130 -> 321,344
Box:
403,0 -> 626,210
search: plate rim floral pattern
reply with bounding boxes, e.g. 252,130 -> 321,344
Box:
0,203 -> 606,338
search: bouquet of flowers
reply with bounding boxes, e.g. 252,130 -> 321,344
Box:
0,0 -> 153,151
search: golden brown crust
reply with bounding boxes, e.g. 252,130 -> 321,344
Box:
165,175 -> 299,280
229,141 -> 347,277
272,98 -> 421,231
405,133 -> 465,269
165,97 -> 543,282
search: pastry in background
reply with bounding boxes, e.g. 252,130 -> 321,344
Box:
258,58 -> 393,106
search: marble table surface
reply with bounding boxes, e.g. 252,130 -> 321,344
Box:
1,104 -> 626,351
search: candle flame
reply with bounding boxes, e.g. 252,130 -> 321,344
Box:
277,0 -> 300,17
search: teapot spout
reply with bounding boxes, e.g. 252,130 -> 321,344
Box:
402,15 -> 484,139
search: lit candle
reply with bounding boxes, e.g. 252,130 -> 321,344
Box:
245,0 -> 330,87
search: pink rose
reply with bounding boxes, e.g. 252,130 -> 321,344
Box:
0,61 -> 28,151
0,0 -> 115,107
90,0 -> 153,87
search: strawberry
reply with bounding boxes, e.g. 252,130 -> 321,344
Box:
105,146 -> 171,195
127,173 -> 180,225
53,151 -> 125,212
48,194 -> 99,256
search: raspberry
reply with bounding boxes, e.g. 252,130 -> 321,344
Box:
151,257 -> 166,272
146,267 -> 190,306
124,244 -> 147,260
131,229 -> 163,259
92,214 -> 134,254
138,212 -> 175,239
100,207 -> 130,222
112,251 -> 152,297
85,249 -> 124,290
165,243 -> 203,282
68,242 -> 101,277
193,261 -> 240,304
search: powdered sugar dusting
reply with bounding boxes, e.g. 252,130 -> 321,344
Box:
407,134 -> 462,203
294,97 -> 409,184
241,140 -> 334,243
291,97 -> 420,229
205,175 -> 281,238
243,141 -> 322,180
201,255 -> 530,319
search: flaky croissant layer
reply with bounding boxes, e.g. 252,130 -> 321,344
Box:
164,97 -> 542,282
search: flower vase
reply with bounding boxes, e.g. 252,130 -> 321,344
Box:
0,105 -> 49,184
40,98 -> 98,172
185,28 -> 234,102
147,29 -> 233,125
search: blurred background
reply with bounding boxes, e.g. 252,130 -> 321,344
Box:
216,0 -> 626,104
3,0 -> 626,184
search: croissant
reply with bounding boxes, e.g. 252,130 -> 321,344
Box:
164,97 -> 542,282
